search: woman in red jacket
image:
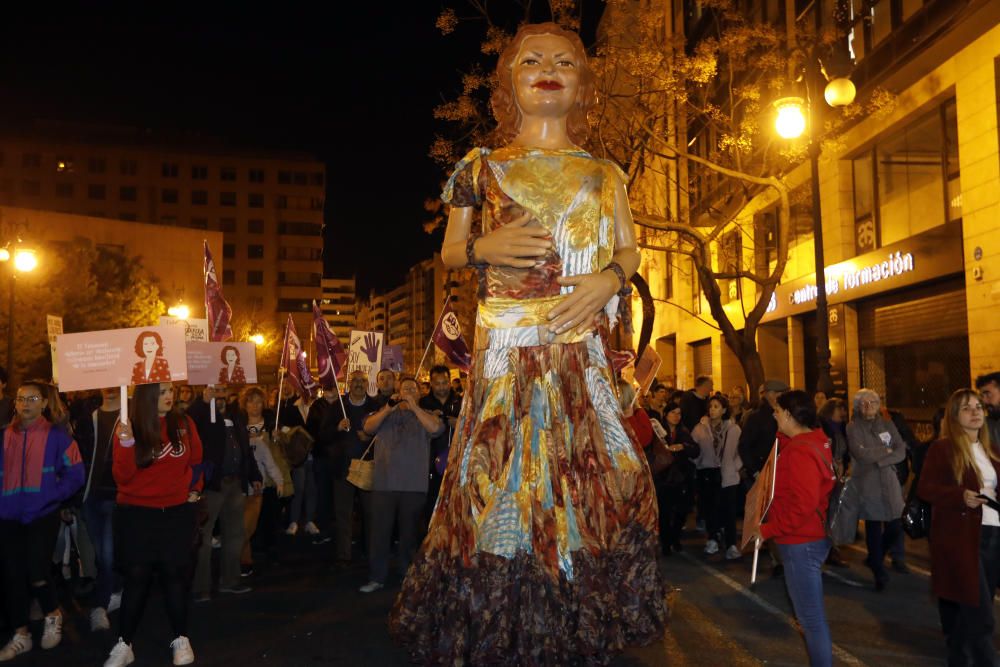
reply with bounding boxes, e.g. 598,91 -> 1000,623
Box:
103,383 -> 202,667
752,390 -> 836,667
918,388 -> 999,666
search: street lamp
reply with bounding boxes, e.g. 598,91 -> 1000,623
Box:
774,48 -> 855,397
250,333 -> 265,346
2,247 -> 39,378
167,303 -> 190,320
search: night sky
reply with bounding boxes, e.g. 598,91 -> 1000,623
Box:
0,4 -> 603,293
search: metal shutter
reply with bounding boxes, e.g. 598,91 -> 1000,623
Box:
691,338 -> 713,378
858,280 -> 966,348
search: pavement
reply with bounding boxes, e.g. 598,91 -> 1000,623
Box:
5,527 -> 988,666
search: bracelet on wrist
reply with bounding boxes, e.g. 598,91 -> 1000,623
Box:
602,261 -> 633,297
466,233 -> 488,269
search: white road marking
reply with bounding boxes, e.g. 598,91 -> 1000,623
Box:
678,552 -> 868,666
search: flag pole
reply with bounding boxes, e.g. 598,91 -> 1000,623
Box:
202,240 -> 218,423
274,317 -> 291,433
416,294 -> 452,380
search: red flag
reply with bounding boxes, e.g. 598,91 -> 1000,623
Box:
280,315 -> 317,399
432,299 -> 472,371
203,241 -> 232,342
312,301 -> 347,390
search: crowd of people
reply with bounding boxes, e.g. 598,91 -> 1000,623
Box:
1,359 -> 999,666
0,364 -> 464,665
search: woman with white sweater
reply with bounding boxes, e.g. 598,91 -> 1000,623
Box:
692,393 -> 743,559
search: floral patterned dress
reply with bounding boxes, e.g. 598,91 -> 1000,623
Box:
389,146 -> 668,666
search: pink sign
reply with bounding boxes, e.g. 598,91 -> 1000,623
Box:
56,324 -> 188,392
186,341 -> 258,386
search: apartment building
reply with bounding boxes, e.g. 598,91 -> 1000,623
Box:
320,277 -> 357,347
0,122 -> 325,335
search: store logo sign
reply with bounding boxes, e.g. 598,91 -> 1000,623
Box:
768,252 -> 916,312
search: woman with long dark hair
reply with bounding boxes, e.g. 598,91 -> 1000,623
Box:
918,389 -> 1000,666
103,383 -> 202,667
751,390 -> 836,666
0,380 -> 84,661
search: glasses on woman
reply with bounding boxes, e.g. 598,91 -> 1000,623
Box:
15,395 -> 43,404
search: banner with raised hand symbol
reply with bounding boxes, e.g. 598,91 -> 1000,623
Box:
348,330 -> 384,397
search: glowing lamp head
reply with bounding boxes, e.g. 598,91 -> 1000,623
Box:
250,333 -> 265,346
0,248 -> 10,262
824,77 -> 856,108
168,304 -> 190,320
774,97 -> 807,139
13,249 -> 37,272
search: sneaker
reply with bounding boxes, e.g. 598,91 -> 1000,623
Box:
0,633 -> 32,661
303,521 -> 320,535
170,636 -> 194,666
90,607 -> 111,632
285,523 -> 299,536
240,565 -> 254,578
211,536 -> 221,549
359,581 -> 384,594
108,591 -> 123,613
725,545 -> 742,560
219,584 -> 252,595
703,539 -> 720,555
103,638 -> 134,667
312,533 -> 332,545
40,613 -> 63,650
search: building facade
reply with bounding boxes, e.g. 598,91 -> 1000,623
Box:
627,0 -> 1000,434
320,277 -> 356,347
0,123 -> 325,337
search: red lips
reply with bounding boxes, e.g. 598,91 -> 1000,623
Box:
533,80 -> 564,90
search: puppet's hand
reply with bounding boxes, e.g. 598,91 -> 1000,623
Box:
547,272 -> 619,337
473,212 -> 552,268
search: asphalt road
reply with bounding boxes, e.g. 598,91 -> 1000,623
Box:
6,528 -> 979,666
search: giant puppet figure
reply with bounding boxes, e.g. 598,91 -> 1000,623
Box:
389,23 -> 668,665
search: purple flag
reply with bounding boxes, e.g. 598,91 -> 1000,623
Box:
280,315 -> 317,399
312,301 -> 347,390
203,241 -> 232,342
432,300 -> 472,371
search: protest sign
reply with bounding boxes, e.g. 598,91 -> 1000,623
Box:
348,330 -> 383,396
47,315 -> 63,384
186,341 -> 257,386
57,324 -> 187,392
381,344 -> 404,373
742,440 -> 779,584
631,346 -> 662,406
159,316 -> 209,342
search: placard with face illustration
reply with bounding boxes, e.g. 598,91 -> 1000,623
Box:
186,341 -> 258,386
57,324 -> 188,392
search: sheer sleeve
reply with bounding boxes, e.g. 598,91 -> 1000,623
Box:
441,147 -> 488,208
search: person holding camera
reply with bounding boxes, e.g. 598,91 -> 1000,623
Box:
358,377 -> 443,593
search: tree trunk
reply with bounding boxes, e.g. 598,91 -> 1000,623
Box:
736,340 -> 767,408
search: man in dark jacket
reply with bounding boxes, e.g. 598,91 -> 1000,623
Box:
679,376 -> 713,431
322,371 -> 378,568
306,389 -> 339,543
189,386 -> 262,600
737,379 -> 789,480
975,372 -> 1000,448
418,366 -> 463,521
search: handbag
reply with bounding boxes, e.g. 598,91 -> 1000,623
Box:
275,426 -> 314,468
901,494 -> 931,539
806,440 -> 860,545
648,435 -> 674,475
347,437 -> 377,491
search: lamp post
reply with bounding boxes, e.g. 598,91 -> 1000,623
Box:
773,51 -> 855,397
2,248 -> 39,378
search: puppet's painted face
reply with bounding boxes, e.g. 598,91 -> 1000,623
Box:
512,34 -> 580,122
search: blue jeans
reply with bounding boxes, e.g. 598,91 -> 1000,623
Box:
82,498 -> 119,609
778,539 -> 832,667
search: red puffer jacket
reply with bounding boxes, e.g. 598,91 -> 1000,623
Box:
760,428 -> 835,545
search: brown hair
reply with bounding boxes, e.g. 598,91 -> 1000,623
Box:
490,22 -> 597,146
220,345 -> 241,365
14,380 -> 68,430
134,331 -> 164,358
130,383 -> 182,468
940,388 -> 996,485
239,386 -> 266,413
